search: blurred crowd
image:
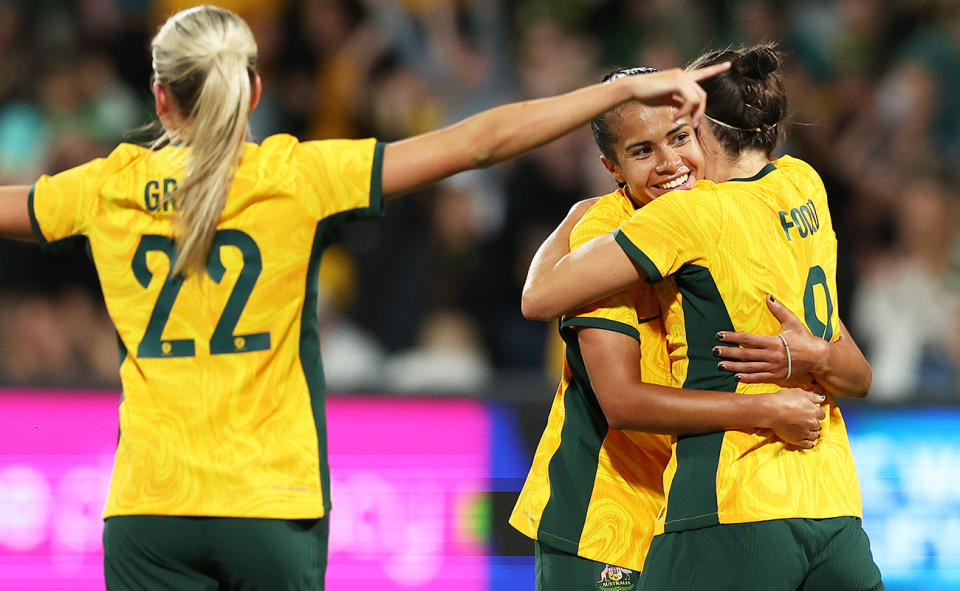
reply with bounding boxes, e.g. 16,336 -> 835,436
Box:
0,0 -> 959,403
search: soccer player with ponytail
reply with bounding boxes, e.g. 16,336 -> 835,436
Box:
0,5 -> 729,589
522,44 -> 884,590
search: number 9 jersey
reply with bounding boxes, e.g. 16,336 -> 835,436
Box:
611,155 -> 862,534
29,134 -> 384,519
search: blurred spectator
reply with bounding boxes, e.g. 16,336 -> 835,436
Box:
318,245 -> 386,392
382,308 -> 492,395
853,176 -> 960,402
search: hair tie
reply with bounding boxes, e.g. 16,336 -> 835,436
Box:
704,114 -> 762,133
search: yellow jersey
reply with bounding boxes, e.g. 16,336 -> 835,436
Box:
613,155 -> 861,534
30,134 -> 384,519
510,188 -> 673,571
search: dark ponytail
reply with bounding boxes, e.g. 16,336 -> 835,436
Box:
687,43 -> 787,158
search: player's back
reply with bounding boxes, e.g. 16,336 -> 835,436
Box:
613,155 -> 861,533
30,134 -> 383,519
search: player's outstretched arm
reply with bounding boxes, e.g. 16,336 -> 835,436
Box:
380,63 -> 729,198
578,327 -> 826,448
0,186 -> 35,242
715,296 -> 872,398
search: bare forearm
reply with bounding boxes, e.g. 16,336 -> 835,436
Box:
381,78 -> 635,197
603,383 -> 776,434
381,63 -> 731,197
521,233 -> 642,320
0,185 -> 35,241
810,322 -> 872,398
462,80 -> 636,169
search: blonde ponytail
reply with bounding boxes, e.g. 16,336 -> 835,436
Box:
150,5 -> 257,275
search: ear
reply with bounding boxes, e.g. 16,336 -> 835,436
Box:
250,73 -> 262,111
153,82 -> 167,117
600,154 -> 626,186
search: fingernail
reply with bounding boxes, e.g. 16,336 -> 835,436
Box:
817,395 -> 826,402
768,295 -> 775,302
712,347 -> 721,357
717,362 -> 726,370
734,374 -> 742,382
716,332 -> 725,341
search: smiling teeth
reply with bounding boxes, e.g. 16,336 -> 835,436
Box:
659,173 -> 689,190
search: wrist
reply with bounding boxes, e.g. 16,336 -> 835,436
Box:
809,339 -> 831,377
750,393 -> 774,429
740,393 -> 774,430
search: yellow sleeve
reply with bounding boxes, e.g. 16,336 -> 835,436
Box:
563,198 -> 643,341
293,138 -> 385,223
30,147 -> 131,243
613,185 -> 723,283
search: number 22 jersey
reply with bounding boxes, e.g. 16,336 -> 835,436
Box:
30,134 -> 384,519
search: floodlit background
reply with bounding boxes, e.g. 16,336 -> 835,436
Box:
0,0 -> 959,589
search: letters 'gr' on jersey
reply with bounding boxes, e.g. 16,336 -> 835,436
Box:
510,189 -> 673,572
29,134 -> 384,519
612,155 -> 862,535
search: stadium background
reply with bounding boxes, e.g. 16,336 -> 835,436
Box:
0,0 -> 958,589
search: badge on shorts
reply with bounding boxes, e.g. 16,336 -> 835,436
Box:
595,564 -> 637,590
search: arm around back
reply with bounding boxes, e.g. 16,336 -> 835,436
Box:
577,326 -> 827,448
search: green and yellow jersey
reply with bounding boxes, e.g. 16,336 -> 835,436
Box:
613,155 -> 861,534
30,134 -> 384,519
510,188 -> 673,571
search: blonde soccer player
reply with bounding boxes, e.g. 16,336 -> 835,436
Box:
522,45 -> 883,591
0,6 -> 732,589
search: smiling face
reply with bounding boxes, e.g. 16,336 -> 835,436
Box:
600,102 -> 704,207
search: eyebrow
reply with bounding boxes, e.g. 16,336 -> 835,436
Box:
623,123 -> 690,152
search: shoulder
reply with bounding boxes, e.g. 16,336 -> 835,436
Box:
235,134 -> 304,182
579,190 -> 635,227
773,155 -> 823,184
771,155 -> 828,206
104,143 -> 152,169
570,190 -> 634,249
244,133 -> 300,162
640,181 -> 722,219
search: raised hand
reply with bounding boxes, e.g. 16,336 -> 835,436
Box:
626,63 -> 731,127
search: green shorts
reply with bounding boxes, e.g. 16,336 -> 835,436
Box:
103,515 -> 329,591
637,516 -> 883,591
536,540 -> 641,591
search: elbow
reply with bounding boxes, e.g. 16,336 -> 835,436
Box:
855,366 -> 873,399
602,401 -> 641,431
520,287 -> 556,321
471,144 -> 496,170
469,138 -> 500,170
466,119 -> 510,170
604,409 -> 630,431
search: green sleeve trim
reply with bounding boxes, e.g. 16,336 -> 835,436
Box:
560,316 -> 640,342
27,185 -> 48,246
368,141 -> 385,218
614,228 -> 662,283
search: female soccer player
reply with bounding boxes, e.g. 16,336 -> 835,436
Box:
514,67 -> 873,590
0,6 -> 731,590
521,45 -> 883,590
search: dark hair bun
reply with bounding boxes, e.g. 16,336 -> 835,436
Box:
735,45 -> 780,81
